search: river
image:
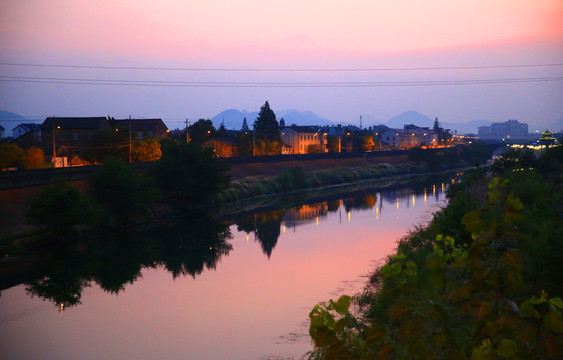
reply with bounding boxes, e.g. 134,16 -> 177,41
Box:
0,176 -> 453,360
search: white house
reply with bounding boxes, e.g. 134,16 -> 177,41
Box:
280,126 -> 328,154
381,128 -> 438,149
12,123 -> 41,139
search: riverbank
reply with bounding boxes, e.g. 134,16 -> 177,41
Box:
0,170 -> 461,292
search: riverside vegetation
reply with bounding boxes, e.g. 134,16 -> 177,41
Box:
2,141 -> 492,247
306,145 -> 563,360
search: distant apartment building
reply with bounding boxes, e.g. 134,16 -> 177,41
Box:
381,127 -> 438,149
478,119 -> 528,140
281,126 -> 328,154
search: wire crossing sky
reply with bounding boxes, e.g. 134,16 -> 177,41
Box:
1,0 -> 562,130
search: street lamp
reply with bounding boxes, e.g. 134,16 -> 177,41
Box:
52,122 -> 60,166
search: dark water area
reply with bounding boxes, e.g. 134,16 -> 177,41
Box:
0,175 -> 456,360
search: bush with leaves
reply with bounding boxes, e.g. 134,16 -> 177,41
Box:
151,142 -> 230,202
308,177 -> 563,359
0,143 -> 24,169
26,181 -> 99,236
21,146 -> 46,169
87,159 -> 160,230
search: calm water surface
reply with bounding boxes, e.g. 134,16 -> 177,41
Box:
0,180 -> 451,360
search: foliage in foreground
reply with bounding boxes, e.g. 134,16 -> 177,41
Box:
308,179 -> 563,359
307,147 -> 563,359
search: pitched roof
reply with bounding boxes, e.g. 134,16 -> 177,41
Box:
282,126 -> 321,133
42,117 -> 108,130
115,118 -> 168,132
12,123 -> 41,132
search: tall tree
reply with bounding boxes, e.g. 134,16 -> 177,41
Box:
87,159 -> 160,230
279,118 -> 286,129
253,101 -> 279,136
253,101 -> 282,154
241,117 -> 249,132
433,117 -> 441,131
188,119 -> 216,143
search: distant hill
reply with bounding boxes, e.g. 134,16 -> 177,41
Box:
385,111 -> 434,129
210,109 -> 258,129
383,111 -> 494,134
210,108 -> 333,129
0,111 -> 43,137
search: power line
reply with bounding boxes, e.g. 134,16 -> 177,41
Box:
1,75 -> 562,88
1,62 -> 562,72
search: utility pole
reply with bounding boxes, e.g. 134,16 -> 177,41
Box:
252,130 -> 255,156
185,118 -> 191,143
129,115 -> 132,163
360,115 -> 362,129
52,117 -> 56,164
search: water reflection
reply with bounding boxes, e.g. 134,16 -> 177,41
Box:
4,176 -> 456,312
23,213 -> 232,310
233,177 -> 453,257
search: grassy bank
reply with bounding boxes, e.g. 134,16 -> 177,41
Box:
216,163 -> 424,203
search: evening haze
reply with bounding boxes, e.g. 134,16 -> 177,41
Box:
1,0 -> 562,132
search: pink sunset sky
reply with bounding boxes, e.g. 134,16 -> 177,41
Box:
1,0 -> 562,130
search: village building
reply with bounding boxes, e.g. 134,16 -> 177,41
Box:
12,123 -> 41,139
202,137 -> 240,157
280,126 -> 328,154
381,127 -> 438,149
114,118 -> 169,139
41,117 -> 112,166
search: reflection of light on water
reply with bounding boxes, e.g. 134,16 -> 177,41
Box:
412,194 -> 415,207
442,183 -> 445,192
424,188 -> 427,204
347,211 -> 351,222
246,235 -> 249,242
433,184 -> 436,195
376,205 -> 379,220
396,198 -> 399,209
282,221 -> 286,233
316,217 -> 319,226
